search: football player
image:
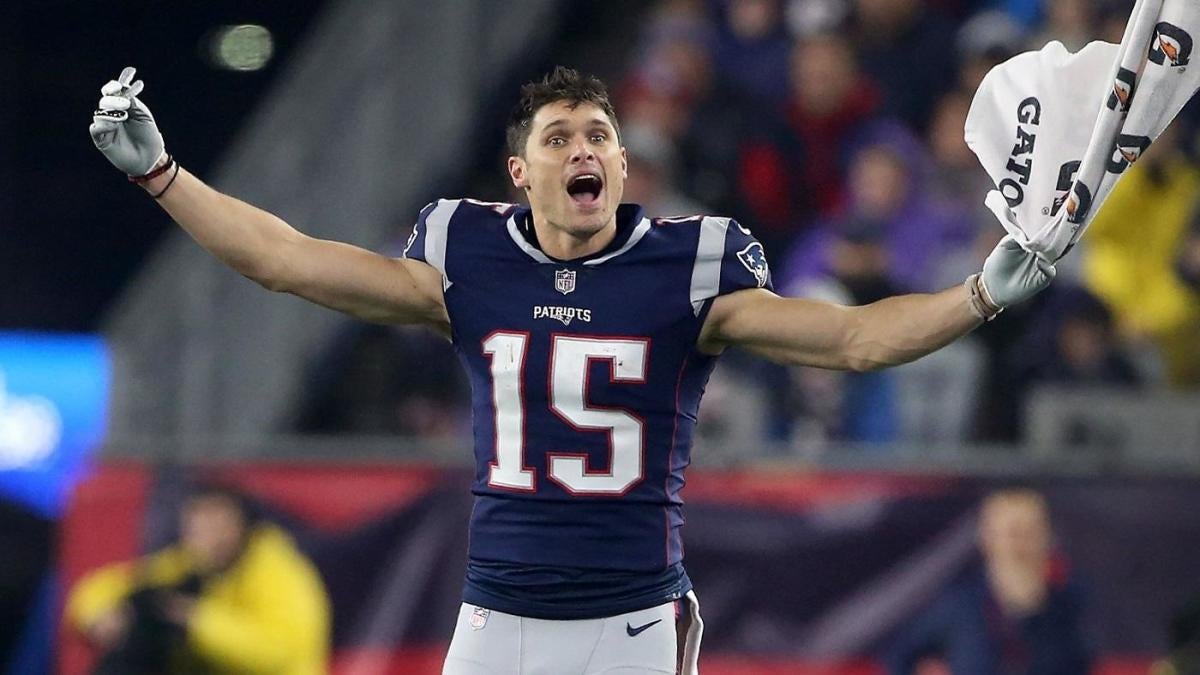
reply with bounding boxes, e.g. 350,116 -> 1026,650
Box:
91,66 -> 1053,675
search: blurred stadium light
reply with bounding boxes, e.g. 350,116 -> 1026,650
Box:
207,24 -> 275,72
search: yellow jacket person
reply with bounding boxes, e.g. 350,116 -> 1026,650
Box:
65,484 -> 330,675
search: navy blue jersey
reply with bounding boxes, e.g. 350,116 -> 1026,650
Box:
403,199 -> 771,619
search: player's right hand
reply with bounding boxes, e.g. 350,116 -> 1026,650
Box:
90,67 -> 166,177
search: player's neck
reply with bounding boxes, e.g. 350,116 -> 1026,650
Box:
529,213 -> 619,261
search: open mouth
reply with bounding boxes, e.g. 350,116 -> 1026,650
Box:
566,173 -> 603,207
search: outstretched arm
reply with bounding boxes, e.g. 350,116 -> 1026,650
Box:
700,237 -> 1054,371
138,162 -> 448,329
90,68 -> 448,331
701,285 -> 980,371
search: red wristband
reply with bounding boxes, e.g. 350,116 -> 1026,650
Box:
129,154 -> 174,184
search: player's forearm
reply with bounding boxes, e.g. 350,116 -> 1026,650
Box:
840,285 -> 981,371
706,287 -> 979,371
139,162 -> 297,289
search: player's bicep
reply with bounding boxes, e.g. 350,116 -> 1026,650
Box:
278,233 -> 448,329
700,288 -> 857,369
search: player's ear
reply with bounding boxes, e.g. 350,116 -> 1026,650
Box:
508,155 -> 529,190
620,146 -> 628,179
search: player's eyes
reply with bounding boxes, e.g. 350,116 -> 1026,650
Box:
590,134 -> 607,143
547,137 -> 566,147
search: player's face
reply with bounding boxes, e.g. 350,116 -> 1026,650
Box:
509,101 -> 626,244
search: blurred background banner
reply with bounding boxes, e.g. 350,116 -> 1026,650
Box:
0,333 -> 107,675
0,332 -> 109,518
58,461 -> 1200,675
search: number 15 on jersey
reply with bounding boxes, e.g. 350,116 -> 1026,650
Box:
482,332 -> 649,496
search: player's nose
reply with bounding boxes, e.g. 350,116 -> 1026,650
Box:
568,138 -> 595,163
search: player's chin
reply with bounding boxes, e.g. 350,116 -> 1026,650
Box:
565,214 -> 609,236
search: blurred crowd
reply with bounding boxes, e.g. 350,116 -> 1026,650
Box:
297,0 -> 1200,453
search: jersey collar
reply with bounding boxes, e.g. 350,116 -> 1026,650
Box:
506,204 -> 651,266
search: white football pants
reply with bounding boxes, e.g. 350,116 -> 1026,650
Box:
442,591 -> 703,675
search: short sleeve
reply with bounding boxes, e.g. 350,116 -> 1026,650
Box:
720,219 -> 773,294
401,199 -> 460,279
688,217 -> 773,315
400,200 -> 440,263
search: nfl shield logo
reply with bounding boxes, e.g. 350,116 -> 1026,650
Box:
469,606 -> 490,630
555,269 -> 576,295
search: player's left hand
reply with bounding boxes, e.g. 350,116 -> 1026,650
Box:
980,235 -> 1056,309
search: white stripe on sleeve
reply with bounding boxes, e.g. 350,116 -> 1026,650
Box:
424,199 -> 460,288
689,216 -> 729,315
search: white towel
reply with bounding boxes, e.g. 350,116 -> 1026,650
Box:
966,0 -> 1200,261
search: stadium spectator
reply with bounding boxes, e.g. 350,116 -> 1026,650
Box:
1016,285 -> 1142,387
782,31 -> 882,218
1080,124 -> 1200,387
777,135 -> 922,444
65,483 -> 330,675
884,489 -> 1094,675
782,123 -> 975,294
774,122 -> 990,443
849,0 -> 959,131
970,284 -> 1142,444
727,30 -> 883,249
784,0 -> 850,36
1026,0 -> 1096,52
621,121 -> 712,217
635,0 -> 713,58
623,13 -> 762,222
624,18 -> 713,138
925,90 -> 1005,289
712,0 -> 793,103
954,10 -> 1026,93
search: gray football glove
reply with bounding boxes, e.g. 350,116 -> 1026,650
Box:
90,67 -> 165,176
980,235 -> 1057,309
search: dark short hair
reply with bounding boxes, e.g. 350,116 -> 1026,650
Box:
184,481 -> 253,523
506,66 -> 620,157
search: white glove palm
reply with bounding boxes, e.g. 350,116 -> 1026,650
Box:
980,235 -> 1057,309
90,67 -> 165,177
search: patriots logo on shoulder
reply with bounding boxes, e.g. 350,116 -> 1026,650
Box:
737,242 -> 770,288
